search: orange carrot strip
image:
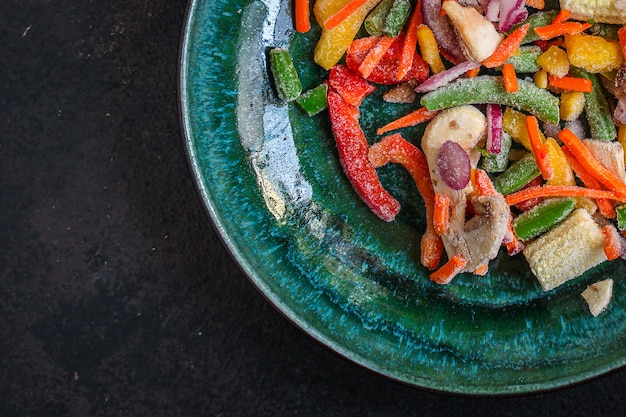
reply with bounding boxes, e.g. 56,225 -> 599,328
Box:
433,193 -> 450,235
533,22 -> 592,40
295,0 -> 311,32
430,254 -> 467,284
483,24 -> 530,68
502,63 -> 518,93
551,9 -> 571,24
525,0 -> 545,9
473,262 -> 489,276
548,75 -> 593,92
505,185 -> 625,205
526,115 -> 554,180
368,133 -> 443,270
618,26 -> 626,61
323,0 -> 369,30
376,107 -> 440,135
602,224 -> 622,261
558,128 -> 626,198
465,66 -> 480,78
561,146 -> 616,218
358,35 -> 396,79
398,1 -> 423,80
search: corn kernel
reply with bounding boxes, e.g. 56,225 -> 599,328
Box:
560,91 -> 586,121
565,33 -> 624,74
537,46 -> 570,78
534,68 -> 548,89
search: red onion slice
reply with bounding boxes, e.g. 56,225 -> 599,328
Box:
615,98 -> 626,125
486,104 -> 503,154
415,60 -> 481,93
436,140 -> 471,190
485,0 -> 500,21
421,0 -> 466,63
498,0 -> 528,32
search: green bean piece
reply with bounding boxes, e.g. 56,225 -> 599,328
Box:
481,132 -> 512,173
616,204 -> 626,231
508,11 -> 558,45
365,0 -> 394,36
295,84 -> 328,116
502,46 -> 542,74
384,0 -> 411,37
493,153 -> 541,195
589,23 -> 620,41
269,48 -> 302,102
420,75 -> 561,125
570,67 -> 617,141
512,198 -> 576,241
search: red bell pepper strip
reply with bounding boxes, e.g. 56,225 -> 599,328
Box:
328,64 -> 376,107
327,90 -> 401,222
368,133 -> 444,270
345,34 -> 429,85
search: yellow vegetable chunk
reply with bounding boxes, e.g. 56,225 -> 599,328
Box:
523,208 -> 607,291
417,24 -> 445,74
313,0 -> 382,70
534,68 -> 548,89
502,107 -> 542,151
560,91 -> 586,121
545,137 -> 575,186
537,46 -> 570,78
565,34 -> 624,74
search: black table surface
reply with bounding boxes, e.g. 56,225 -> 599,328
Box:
2,0 -> 625,415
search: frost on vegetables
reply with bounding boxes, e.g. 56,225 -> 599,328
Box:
267,0 -> 626,315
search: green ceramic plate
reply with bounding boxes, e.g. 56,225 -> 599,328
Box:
180,0 -> 626,395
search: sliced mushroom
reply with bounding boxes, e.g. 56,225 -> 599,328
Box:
422,105 -> 510,274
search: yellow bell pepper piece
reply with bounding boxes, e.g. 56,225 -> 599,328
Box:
564,33 -> 624,74
503,107 -> 543,151
560,91 -> 586,121
545,137 -> 575,186
534,68 -> 548,89
313,0 -> 383,70
536,46 -> 569,78
417,24 -> 445,74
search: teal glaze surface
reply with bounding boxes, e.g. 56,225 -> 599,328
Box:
180,0 -> 626,394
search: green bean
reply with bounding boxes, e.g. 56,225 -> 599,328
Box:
481,132 -> 512,173
295,84 -> 328,116
512,198 -> 576,241
616,204 -> 626,231
493,153 -> 541,196
364,0 -> 394,36
420,75 -> 561,125
269,48 -> 302,102
508,11 -> 558,45
502,46 -> 542,74
570,67 -> 616,141
384,0 -> 411,37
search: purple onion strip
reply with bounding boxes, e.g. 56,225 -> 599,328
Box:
498,0 -> 528,32
415,61 -> 481,93
486,104 -> 503,154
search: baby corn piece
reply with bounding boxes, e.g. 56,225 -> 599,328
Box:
523,208 -> 608,291
560,0 -> 626,24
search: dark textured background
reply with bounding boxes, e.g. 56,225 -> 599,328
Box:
1,0 -> 625,415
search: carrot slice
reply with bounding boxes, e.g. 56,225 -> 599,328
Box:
561,146 -> 616,218
465,66 -> 480,78
433,193 -> 450,235
526,115 -> 554,180
502,63 -> 518,93
533,22 -> 592,40
295,0 -> 311,32
558,128 -> 626,198
358,36 -> 396,79
525,0 -> 545,9
368,133 -> 443,270
323,0 -> 370,30
376,107 -> 439,135
473,262 -> 489,276
551,9 -> 571,24
548,75 -> 593,92
482,24 -> 530,68
398,2 -> 423,80
602,224 -> 622,261
430,254 -> 467,284
618,26 -> 626,61
505,185 -> 625,205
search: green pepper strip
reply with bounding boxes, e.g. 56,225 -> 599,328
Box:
420,75 -> 561,125
269,48 -> 302,102
508,11 -> 558,45
296,84 -> 328,116
384,0 -> 411,37
501,46 -> 542,74
364,0 -> 394,36
493,153 -> 541,196
512,198 -> 576,241
570,67 -> 617,141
